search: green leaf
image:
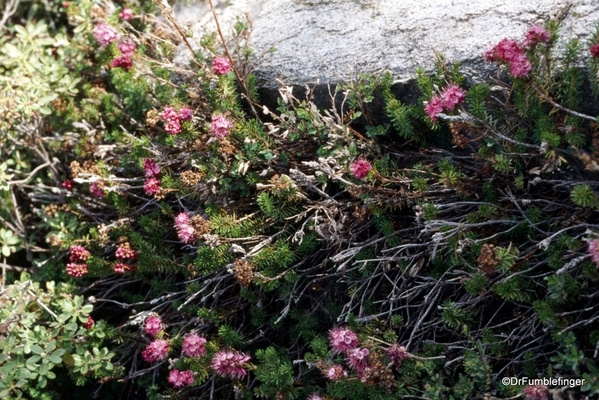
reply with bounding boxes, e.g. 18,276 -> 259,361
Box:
31,345 -> 43,355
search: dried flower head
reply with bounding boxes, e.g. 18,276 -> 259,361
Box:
168,369 -> 194,388
182,333 -> 207,358
477,243 -> 500,275
211,350 -> 251,379
141,339 -> 169,363
233,259 -> 255,287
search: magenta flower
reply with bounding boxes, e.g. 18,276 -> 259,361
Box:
386,343 -> 409,367
524,25 -> 550,47
211,350 -> 251,379
111,54 -> 133,71
119,8 -> 133,21
118,39 -> 136,56
89,182 -> 105,198
425,96 -> 444,122
324,364 -> 347,381
62,179 -> 73,190
523,385 -> 548,400
66,263 -> 88,277
591,43 -> 599,58
175,213 -> 196,244
93,23 -> 119,46
164,119 -> 182,135
509,53 -> 532,77
306,395 -> 323,400
168,369 -> 194,388
115,246 -> 138,260
210,114 -> 233,139
329,326 -> 359,354
175,212 -> 190,226
69,245 -> 90,263
350,159 -> 372,180
179,107 -> 193,121
182,333 -> 207,358
346,347 -> 370,373
141,339 -> 169,363
161,106 -> 183,134
144,177 -> 161,195
143,158 -> 161,178
82,315 -> 94,329
213,56 -> 231,75
440,84 -> 466,111
144,315 -> 163,337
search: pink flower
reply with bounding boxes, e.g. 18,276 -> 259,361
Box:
111,54 -> 133,70
143,158 -> 161,178
213,56 -> 231,75
179,107 -> 193,121
62,179 -> 73,190
69,245 -> 90,263
210,114 -> 233,139
588,239 -> 599,266
144,177 -> 161,195
211,350 -> 251,379
509,54 -> 532,77
386,343 -> 409,367
168,369 -> 194,388
175,213 -> 196,244
175,212 -> 190,226
164,119 -> 182,135
425,96 -> 444,122
66,263 -> 88,277
440,84 -> 466,111
346,347 -> 370,373
161,106 -> 180,123
118,39 -> 136,56
523,385 -> 548,400
182,333 -> 207,357
141,339 -> 169,363
350,159 -> 372,180
524,25 -> 550,47
113,262 -> 135,274
591,43 -> 599,58
324,364 -> 347,381
89,182 -> 105,198
119,8 -> 133,21
306,395 -> 323,400
83,315 -> 94,329
329,326 -> 359,354
115,246 -> 138,260
144,315 -> 163,337
93,23 -> 119,46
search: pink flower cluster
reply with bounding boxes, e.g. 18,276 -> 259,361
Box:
111,38 -> 137,71
82,315 -> 94,329
211,350 -> 251,379
329,326 -> 359,354
485,25 -> 550,78
523,384 -> 548,400
62,179 -> 73,190
113,262 -> 136,274
346,347 -> 370,373
213,56 -> 231,75
386,343 -> 409,367
168,369 -> 194,388
425,84 -> 466,122
143,158 -> 161,196
119,8 -> 133,21
93,23 -> 119,46
160,106 -> 193,135
141,339 -> 169,363
89,182 -> 105,198
144,315 -> 163,337
66,245 -> 90,277
210,114 -> 234,139
182,333 -> 207,358
591,43 -> 599,59
588,239 -> 599,267
350,159 -> 372,179
175,212 -> 196,244
306,395 -> 323,400
114,244 -> 138,274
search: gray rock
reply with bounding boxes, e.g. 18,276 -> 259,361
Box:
173,0 -> 599,110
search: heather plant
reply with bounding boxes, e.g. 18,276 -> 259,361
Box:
2,0 -> 599,399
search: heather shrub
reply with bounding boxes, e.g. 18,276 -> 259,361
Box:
1,0 -> 599,399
